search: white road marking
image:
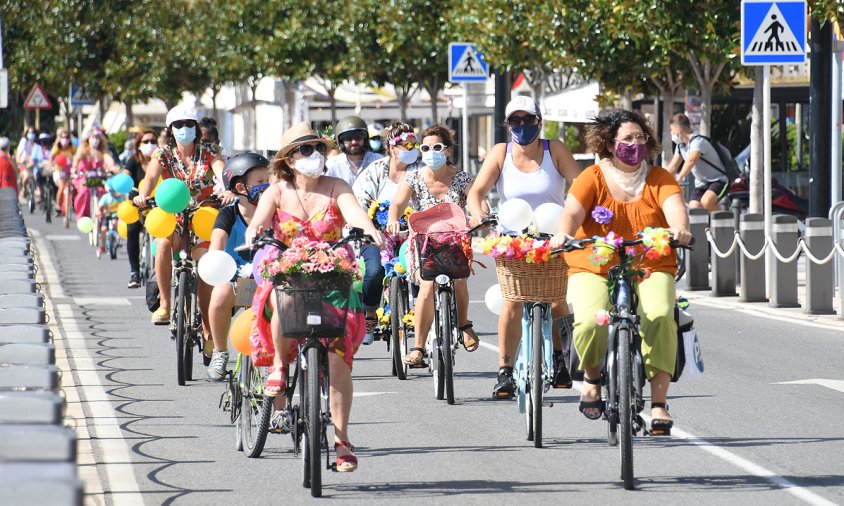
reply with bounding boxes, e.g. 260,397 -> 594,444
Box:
353,391 -> 398,398
29,230 -> 65,299
478,340 -> 834,505
776,378 -> 844,394
45,234 -> 82,241
74,297 -> 131,306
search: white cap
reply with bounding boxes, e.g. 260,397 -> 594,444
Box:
165,104 -> 199,127
0,137 -> 9,150
39,133 -> 51,141
505,95 -> 540,119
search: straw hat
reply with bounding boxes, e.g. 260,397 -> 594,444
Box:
276,122 -> 333,159
408,202 -> 468,234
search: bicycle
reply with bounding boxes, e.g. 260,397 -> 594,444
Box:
138,226 -> 151,286
63,174 -> 75,229
35,162 -> 55,223
99,212 -> 121,260
373,230 -> 414,380
238,228 -> 371,497
564,231 -> 691,490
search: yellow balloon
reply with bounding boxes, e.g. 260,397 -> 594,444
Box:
117,200 -> 140,224
191,206 -> 219,242
145,207 -> 177,238
138,176 -> 163,197
117,220 -> 128,239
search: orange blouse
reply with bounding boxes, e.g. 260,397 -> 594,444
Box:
564,164 -> 682,276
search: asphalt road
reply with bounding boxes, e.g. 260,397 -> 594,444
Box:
25,214 -> 844,506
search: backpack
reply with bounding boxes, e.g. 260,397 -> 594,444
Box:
691,135 -> 741,182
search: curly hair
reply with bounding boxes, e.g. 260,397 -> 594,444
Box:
420,124 -> 457,163
585,109 -> 659,160
270,153 -> 296,183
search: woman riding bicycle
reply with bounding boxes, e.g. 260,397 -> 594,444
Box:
123,130 -> 158,289
386,124 -> 481,367
71,130 -> 119,219
15,126 -> 43,202
51,128 -> 76,218
352,122 -> 422,345
466,96 -> 582,399
205,153 -> 270,381
132,105 -> 236,329
549,109 -> 691,433
245,122 -> 383,473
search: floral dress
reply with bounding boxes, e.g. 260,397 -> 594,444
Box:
251,203 -> 365,369
152,142 -> 220,201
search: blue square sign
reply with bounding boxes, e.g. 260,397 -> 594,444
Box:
448,43 -> 489,83
741,0 -> 807,65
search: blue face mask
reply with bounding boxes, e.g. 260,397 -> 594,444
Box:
369,139 -> 382,151
422,151 -> 447,169
245,183 -> 269,204
510,124 -> 540,145
173,126 -> 196,145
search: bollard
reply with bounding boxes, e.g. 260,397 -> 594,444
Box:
686,209 -> 710,290
804,217 -> 835,314
769,214 -> 800,308
710,211 -> 737,296
739,213 -> 767,302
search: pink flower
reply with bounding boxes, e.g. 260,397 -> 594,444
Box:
595,309 -> 610,326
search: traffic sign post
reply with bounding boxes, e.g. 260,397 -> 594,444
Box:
449,42 -> 489,172
0,69 -> 7,109
23,83 -> 52,130
740,0 -> 807,298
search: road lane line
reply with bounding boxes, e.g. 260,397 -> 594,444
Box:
32,229 -> 144,505
776,379 -> 844,394
477,340 -> 834,505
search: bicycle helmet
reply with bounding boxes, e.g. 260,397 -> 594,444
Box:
335,115 -> 369,154
222,152 -> 270,190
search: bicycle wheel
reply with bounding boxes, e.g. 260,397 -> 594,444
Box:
26,178 -> 35,214
185,276 -> 198,379
618,326 -> 634,490
307,346 -> 322,497
241,356 -> 272,458
390,277 -> 407,380
438,289 -> 455,405
175,270 -> 189,386
109,233 -> 119,259
531,304 -> 543,448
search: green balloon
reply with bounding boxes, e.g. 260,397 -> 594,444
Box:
398,240 -> 410,271
150,239 -> 157,258
154,178 -> 191,214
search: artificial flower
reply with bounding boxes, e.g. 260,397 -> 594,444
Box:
591,206 -> 613,225
641,227 -> 671,257
402,310 -> 415,326
595,309 -> 610,326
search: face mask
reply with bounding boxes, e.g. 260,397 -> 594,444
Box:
614,141 -> 649,167
510,124 -> 540,145
397,148 -> 419,164
89,137 -> 101,149
295,152 -> 325,178
369,139 -> 381,151
671,134 -> 682,145
173,126 -> 196,145
27,133 -> 36,142
422,151 -> 447,169
60,138 -> 70,147
139,143 -> 157,157
245,183 -> 269,204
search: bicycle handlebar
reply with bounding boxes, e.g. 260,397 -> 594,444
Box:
234,227 -> 374,254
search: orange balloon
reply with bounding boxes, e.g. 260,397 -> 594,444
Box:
230,308 -> 256,356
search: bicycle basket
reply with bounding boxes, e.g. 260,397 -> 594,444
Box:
275,273 -> 353,338
494,256 -> 568,303
414,231 -> 472,281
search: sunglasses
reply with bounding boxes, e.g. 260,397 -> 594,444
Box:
171,120 -> 197,129
140,139 -> 157,145
395,142 -> 420,151
296,143 -> 327,157
419,143 -> 447,153
507,114 -> 537,127
340,132 -> 367,143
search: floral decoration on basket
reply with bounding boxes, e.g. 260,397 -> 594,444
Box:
479,232 -> 554,264
258,236 -> 360,287
368,199 -> 413,231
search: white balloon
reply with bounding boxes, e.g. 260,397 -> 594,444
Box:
484,284 -> 504,315
198,250 -> 238,286
498,198 -> 533,232
534,202 -> 564,235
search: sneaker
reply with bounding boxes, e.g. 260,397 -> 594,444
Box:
127,272 -> 140,289
96,247 -> 104,258
492,367 -> 516,399
151,307 -> 169,325
207,351 -> 229,381
552,352 -> 573,389
362,317 -> 377,345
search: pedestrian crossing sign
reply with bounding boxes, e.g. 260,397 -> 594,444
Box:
448,43 -> 489,83
741,0 -> 807,65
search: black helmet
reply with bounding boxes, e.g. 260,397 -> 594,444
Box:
222,152 -> 269,190
335,115 -> 369,154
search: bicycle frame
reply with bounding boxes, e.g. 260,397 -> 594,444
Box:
514,302 -> 554,414
429,273 -> 460,404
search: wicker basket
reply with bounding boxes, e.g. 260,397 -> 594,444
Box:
494,256 -> 568,303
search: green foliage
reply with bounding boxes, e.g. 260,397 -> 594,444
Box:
108,131 -> 130,153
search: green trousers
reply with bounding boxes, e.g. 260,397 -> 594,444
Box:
568,272 -> 677,380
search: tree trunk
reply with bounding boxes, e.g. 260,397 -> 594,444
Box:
251,81 -> 258,150
688,50 -> 727,138
652,70 -> 683,166
211,85 -> 219,124
124,99 -> 134,130
620,90 -> 633,111
396,89 -> 409,123
750,67 -> 764,214
328,86 -> 337,127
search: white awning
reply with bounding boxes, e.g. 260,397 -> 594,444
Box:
541,82 -> 601,124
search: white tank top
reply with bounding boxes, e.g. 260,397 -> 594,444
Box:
495,140 -> 567,210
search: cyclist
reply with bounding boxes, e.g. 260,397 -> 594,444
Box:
325,115 -> 383,187
368,122 -> 386,155
466,96 -> 582,399
131,104 -> 236,330
0,137 -> 18,192
352,122 -> 422,345
549,109 -> 691,432
15,126 -> 44,201
205,152 -> 270,381
245,122 -> 383,472
665,113 -> 728,212
51,128 -> 77,218
71,131 -> 119,219
96,185 -> 126,257
123,129 -> 158,288
386,125 -> 481,366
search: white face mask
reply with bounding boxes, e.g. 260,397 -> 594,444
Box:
139,143 -> 157,158
671,134 -> 682,145
89,137 -> 101,149
397,148 -> 419,164
294,152 -> 325,179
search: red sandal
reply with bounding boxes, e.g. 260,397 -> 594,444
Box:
264,366 -> 286,398
334,440 -> 358,472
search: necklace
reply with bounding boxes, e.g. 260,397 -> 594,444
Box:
601,158 -> 649,197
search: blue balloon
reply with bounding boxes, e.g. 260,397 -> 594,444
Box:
107,173 -> 134,194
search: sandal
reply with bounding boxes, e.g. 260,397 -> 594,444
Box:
650,402 -> 674,436
264,366 -> 286,398
403,347 -> 428,368
578,376 -> 604,420
334,440 -> 358,472
458,322 -> 480,352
